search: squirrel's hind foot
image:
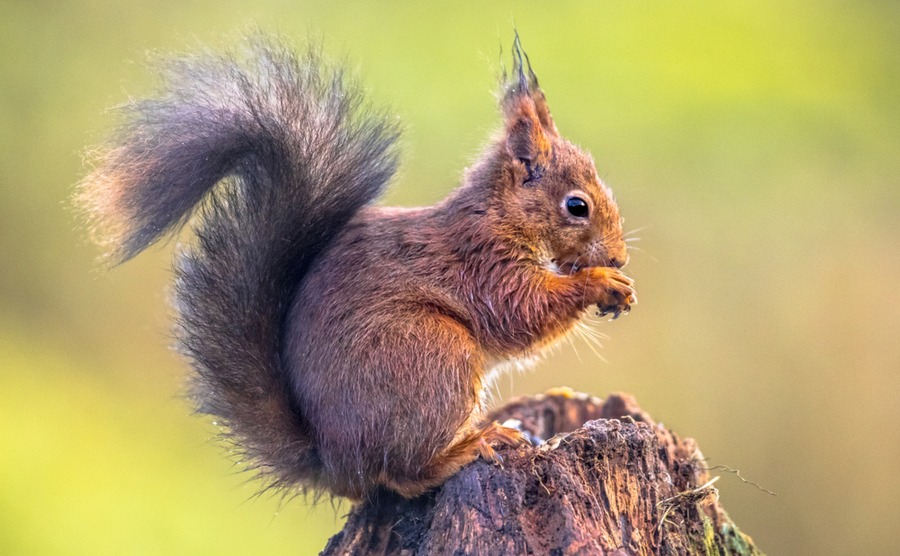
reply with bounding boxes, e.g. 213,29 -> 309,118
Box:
377,422 -> 526,498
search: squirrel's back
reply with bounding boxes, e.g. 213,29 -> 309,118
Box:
77,36 -> 400,491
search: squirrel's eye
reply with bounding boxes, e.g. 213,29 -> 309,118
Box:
565,196 -> 590,218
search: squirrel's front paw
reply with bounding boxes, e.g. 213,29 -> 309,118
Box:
594,268 -> 636,320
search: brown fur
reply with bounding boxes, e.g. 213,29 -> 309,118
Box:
284,47 -> 633,498
79,35 -> 634,500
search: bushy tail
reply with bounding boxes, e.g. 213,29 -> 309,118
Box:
77,36 -> 399,490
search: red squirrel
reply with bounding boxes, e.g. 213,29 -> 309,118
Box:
78,34 -> 635,500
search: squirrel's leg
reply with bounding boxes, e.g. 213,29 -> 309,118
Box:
380,421 -> 525,498
548,265 -> 636,315
490,266 -> 634,353
436,420 -> 525,466
344,306 -> 519,499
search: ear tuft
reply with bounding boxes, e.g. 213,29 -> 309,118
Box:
501,31 -> 558,148
500,31 -> 557,160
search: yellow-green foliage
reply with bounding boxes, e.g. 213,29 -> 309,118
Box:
2,2 -> 899,554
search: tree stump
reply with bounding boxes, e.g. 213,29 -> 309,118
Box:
323,388 -> 762,555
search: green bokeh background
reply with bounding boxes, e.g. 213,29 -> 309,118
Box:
2,2 -> 898,554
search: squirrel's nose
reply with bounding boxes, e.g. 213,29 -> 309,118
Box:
610,253 -> 629,269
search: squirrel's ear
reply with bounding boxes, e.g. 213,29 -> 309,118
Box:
528,87 -> 558,137
500,33 -> 557,161
503,97 -> 551,162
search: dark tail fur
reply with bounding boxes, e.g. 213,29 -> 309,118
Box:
78,36 -> 399,490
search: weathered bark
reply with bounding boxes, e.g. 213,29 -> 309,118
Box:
323,389 -> 762,555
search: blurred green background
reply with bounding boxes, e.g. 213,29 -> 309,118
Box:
2,1 -> 899,554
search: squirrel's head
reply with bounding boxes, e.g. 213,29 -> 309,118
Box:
478,35 -> 627,273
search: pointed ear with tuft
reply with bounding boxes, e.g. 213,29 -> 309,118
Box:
501,33 -> 558,165
528,87 -> 558,137
503,96 -> 551,164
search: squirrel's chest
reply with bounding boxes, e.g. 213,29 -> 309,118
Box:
483,316 -> 581,378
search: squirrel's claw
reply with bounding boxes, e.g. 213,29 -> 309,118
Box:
502,418 -> 544,446
476,421 -> 527,466
596,272 -> 636,320
598,295 -> 635,320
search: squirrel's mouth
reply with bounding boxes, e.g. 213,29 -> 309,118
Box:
548,259 -> 600,275
557,261 -> 585,274
548,252 -> 620,275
